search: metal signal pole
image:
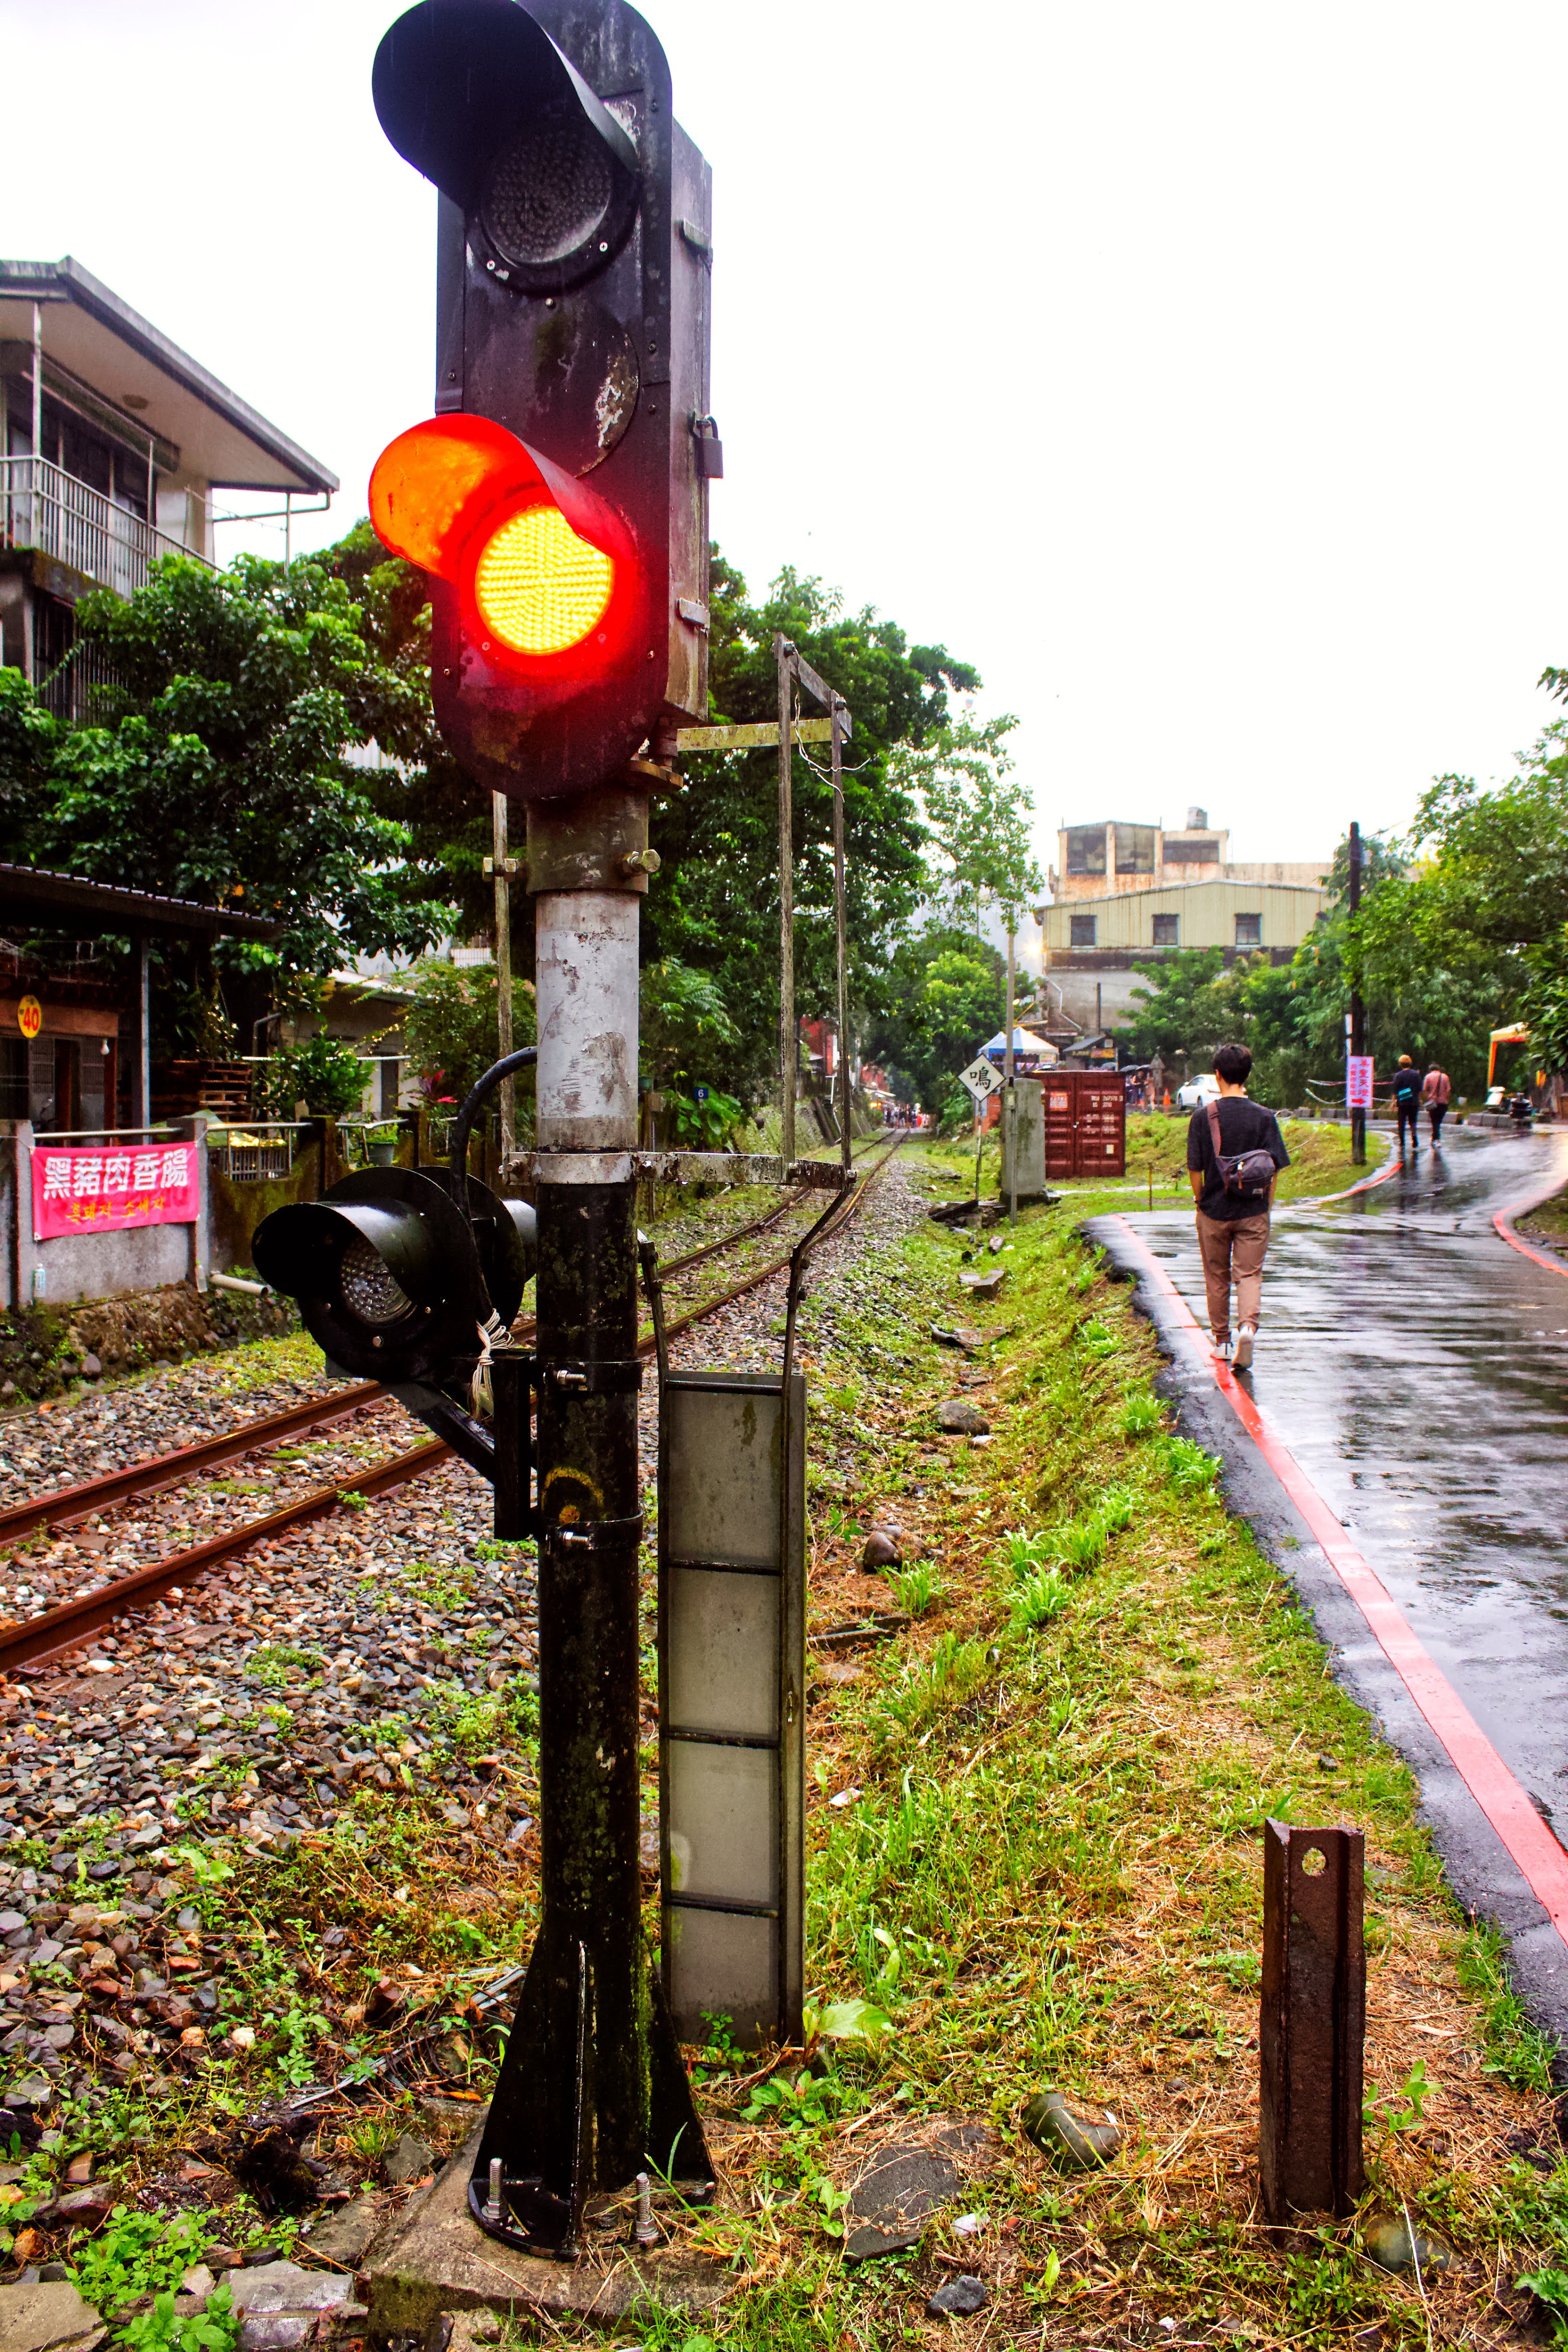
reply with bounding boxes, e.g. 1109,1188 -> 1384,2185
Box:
1349,822 -> 1366,1166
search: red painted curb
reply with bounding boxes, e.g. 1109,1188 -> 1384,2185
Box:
1306,1138 -> 1402,1204
1494,1165 -> 1568,1283
1110,1214 -> 1568,1936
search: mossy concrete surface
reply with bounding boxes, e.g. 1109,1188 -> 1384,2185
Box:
364,2128 -> 734,2331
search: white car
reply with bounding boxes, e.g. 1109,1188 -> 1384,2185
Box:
1177,1073 -> 1220,1109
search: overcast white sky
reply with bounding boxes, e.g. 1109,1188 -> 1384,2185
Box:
7,0 -> 1567,881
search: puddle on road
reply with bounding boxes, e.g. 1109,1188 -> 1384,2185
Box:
1123,1125 -> 1568,1813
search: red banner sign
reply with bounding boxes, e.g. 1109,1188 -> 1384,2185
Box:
31,1143 -> 199,1243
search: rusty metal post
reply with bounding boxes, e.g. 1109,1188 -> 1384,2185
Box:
1259,1820 -> 1365,2220
775,631 -> 796,1168
829,695 -> 851,1173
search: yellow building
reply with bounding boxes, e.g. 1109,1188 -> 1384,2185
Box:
1037,825 -> 1330,1035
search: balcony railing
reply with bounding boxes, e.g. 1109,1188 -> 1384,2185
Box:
0,455 -> 209,601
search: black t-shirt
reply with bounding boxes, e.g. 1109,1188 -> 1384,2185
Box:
1390,1067 -> 1422,1108
1187,1095 -> 1291,1222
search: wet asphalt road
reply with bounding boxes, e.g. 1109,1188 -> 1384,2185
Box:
1100,1121 -> 1568,2024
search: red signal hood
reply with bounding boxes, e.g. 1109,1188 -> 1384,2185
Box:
369,415 -> 634,664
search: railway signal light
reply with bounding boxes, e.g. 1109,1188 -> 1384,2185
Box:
252,1167 -> 535,1393
369,0 -> 715,801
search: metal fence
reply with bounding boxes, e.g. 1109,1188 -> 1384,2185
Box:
205,1123 -> 309,1183
0,456 -> 207,600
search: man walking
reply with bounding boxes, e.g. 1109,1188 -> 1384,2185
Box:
1187,1041 -> 1291,1371
1391,1055 -> 1423,1158
1422,1062 -> 1451,1143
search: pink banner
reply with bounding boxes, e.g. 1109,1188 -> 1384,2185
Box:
31,1142 -> 199,1243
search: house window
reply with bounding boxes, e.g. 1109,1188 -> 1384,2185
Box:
1164,837 -> 1218,864
1115,824 -> 1156,874
1070,914 -> 1097,947
1235,913 -> 1262,946
1065,828 -> 1106,877
1152,913 -> 1179,946
0,1040 -> 25,1122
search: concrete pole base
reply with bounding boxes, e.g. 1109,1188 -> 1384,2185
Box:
365,2129 -> 734,2333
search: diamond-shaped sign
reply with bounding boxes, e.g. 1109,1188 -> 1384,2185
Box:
958,1054 -> 1003,1101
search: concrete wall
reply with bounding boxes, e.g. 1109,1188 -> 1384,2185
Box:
1,1119 -> 208,1310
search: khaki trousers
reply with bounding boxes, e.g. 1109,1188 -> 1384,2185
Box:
1196,1211 -> 1270,1342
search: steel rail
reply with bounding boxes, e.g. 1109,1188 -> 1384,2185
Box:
0,1439 -> 447,1675
0,1136 -> 905,1676
0,1380 -> 388,1550
0,1160 -> 865,1549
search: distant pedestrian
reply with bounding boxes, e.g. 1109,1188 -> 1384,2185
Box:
1187,1041 -> 1291,1371
1422,1063 -> 1451,1143
1390,1055 -> 1423,1158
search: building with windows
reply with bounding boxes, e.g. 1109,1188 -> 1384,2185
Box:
1050,807 -> 1326,902
1,255 -> 336,713
1036,810 -> 1330,1034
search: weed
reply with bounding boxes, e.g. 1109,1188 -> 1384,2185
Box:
1364,2059 -> 1433,2133
338,1490 -> 370,1513
874,1632 -> 988,1742
1161,1434 -> 1222,1491
1099,1481 -> 1135,1530
1459,1922 -> 1557,2092
1000,1526 -> 1051,1577
69,2207 -> 219,2313
247,1643 -> 325,1687
121,2284 -> 237,2352
889,1562 -> 941,1618
1079,1318 -> 1118,1358
1121,1391 -> 1164,1437
1055,1514 -> 1108,1572
1010,1565 -> 1071,1628
1519,2270 -> 1568,2347
401,1559 -> 474,1612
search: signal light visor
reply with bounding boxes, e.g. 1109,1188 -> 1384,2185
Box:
369,414 -> 632,669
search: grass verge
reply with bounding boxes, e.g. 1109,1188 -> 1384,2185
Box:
1518,1183 -> 1568,1257
9,1147 -> 1564,2350
623,1137 -> 1564,2347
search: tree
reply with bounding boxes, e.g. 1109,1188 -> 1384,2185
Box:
310,520 -> 499,953
0,554 -> 456,1054
890,711 -> 1041,933
403,958 -> 538,1112
1520,932 -> 1568,1075
640,960 -> 739,1093
648,558 -> 980,1101
861,924 -> 1007,1115
306,534 -> 979,1107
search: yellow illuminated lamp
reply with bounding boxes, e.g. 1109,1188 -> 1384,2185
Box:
474,502 -> 615,656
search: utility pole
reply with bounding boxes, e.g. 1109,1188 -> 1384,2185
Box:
492,792 -> 516,1173
1005,920 -> 1017,1228
1349,822 -> 1366,1166
776,633 -> 796,1166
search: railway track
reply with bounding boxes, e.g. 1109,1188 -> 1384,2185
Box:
0,1379 -> 389,1550
0,1140 -> 886,1553
0,1138 -> 903,1676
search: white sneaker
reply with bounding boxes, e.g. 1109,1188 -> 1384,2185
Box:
1232,1325 -> 1256,1370
1212,1335 -> 1233,1363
